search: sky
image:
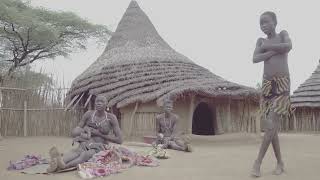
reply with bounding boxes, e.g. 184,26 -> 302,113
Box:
30,0 -> 320,93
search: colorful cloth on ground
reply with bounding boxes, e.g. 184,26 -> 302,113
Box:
260,76 -> 295,118
8,155 -> 48,170
78,145 -> 159,179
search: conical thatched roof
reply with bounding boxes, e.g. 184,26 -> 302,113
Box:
292,60 -> 320,108
66,1 -> 258,108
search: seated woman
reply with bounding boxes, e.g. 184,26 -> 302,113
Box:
47,95 -> 123,172
152,98 -> 192,152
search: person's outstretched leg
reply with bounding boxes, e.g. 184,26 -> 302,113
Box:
64,149 -> 96,169
175,138 -> 192,152
62,148 -> 81,164
168,141 -> 186,152
47,147 -> 67,172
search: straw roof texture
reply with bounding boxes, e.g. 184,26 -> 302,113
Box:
291,60 -> 320,108
66,1 -> 258,108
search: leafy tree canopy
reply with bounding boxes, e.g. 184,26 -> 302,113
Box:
0,0 -> 111,76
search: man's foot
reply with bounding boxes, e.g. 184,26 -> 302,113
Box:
46,159 -> 58,173
273,162 -> 284,175
251,160 -> 261,177
181,135 -> 191,144
185,143 -> 193,152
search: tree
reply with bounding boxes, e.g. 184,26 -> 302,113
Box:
2,65 -> 54,89
0,0 -> 112,77
0,65 -> 66,107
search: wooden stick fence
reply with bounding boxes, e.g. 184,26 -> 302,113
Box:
0,86 -> 82,137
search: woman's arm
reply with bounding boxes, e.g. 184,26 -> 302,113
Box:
71,111 -> 91,137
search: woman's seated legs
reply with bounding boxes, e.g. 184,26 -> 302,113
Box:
65,149 -> 96,168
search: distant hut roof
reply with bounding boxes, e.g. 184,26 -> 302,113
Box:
292,60 -> 320,108
66,1 -> 258,108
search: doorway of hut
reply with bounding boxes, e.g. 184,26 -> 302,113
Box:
192,102 -> 215,135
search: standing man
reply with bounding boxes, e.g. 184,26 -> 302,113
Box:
251,11 -> 293,177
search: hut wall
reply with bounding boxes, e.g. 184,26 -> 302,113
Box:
292,107 -> 320,132
215,98 -> 258,133
120,96 -> 259,140
120,101 -> 158,139
119,98 -> 191,139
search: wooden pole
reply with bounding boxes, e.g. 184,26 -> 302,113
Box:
72,93 -> 84,110
226,97 -> 232,133
188,95 -> 195,134
0,88 -> 2,138
256,98 -> 261,136
312,109 -> 316,132
247,100 -> 252,133
64,94 -> 79,111
255,111 -> 261,135
293,112 -> 297,131
128,102 -> 139,138
23,100 -> 27,137
215,99 -> 224,135
84,94 -> 92,108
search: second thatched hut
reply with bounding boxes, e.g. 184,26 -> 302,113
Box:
291,60 -> 320,132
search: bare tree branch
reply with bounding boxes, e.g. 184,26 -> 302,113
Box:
25,28 -> 31,49
10,23 -> 26,50
18,49 -> 49,66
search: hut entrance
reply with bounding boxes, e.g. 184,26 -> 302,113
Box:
192,102 -> 215,135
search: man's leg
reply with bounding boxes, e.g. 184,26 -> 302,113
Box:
175,138 -> 192,152
168,140 -> 186,151
252,111 -> 278,177
167,137 -> 192,152
271,115 -> 284,175
64,149 -> 96,169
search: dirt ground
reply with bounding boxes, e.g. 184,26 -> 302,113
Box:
0,133 -> 319,180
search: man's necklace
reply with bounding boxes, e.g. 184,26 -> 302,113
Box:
93,111 -> 108,127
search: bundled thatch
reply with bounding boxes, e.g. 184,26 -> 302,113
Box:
291,60 -> 320,107
290,60 -> 320,132
66,0 -> 258,109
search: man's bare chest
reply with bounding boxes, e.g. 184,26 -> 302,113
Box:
262,35 -> 282,45
160,118 -> 173,127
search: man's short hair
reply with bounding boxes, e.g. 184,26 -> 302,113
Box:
261,11 -> 277,25
95,95 -> 107,102
163,97 -> 173,107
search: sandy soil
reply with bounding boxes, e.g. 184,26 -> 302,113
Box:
0,133 -> 319,180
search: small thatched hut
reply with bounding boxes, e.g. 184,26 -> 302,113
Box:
291,60 -> 320,132
66,1 -> 259,139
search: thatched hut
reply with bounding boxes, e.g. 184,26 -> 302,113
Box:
291,60 -> 320,132
66,1 -> 259,139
